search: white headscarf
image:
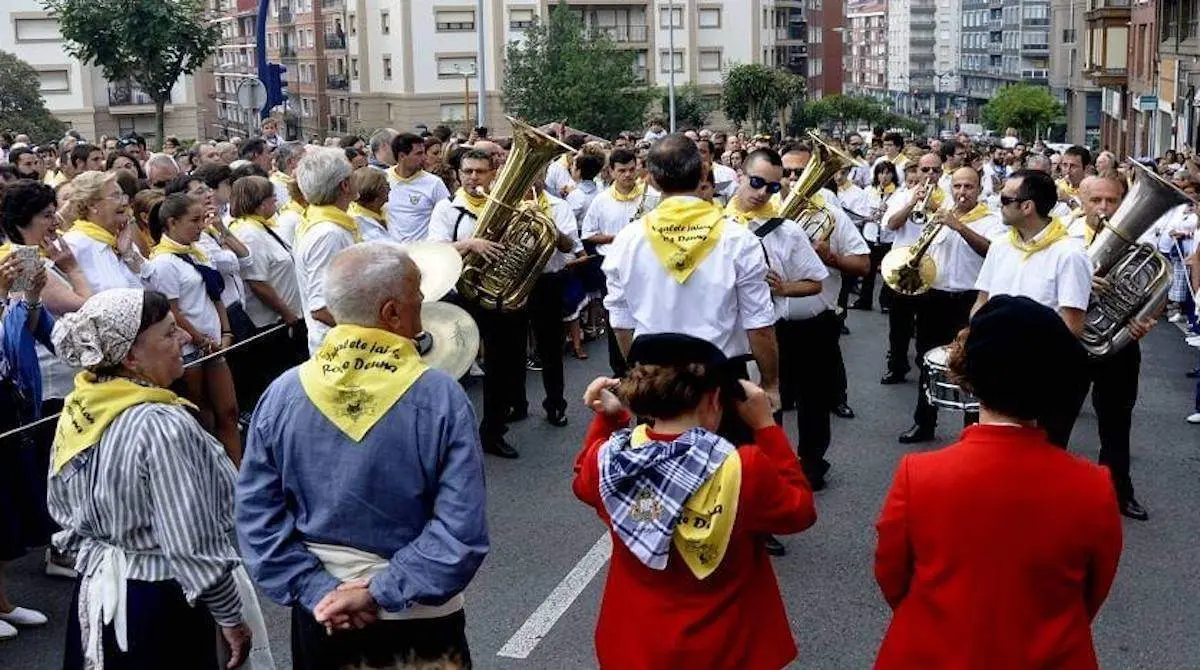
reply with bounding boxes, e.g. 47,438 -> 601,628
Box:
51,289 -> 146,369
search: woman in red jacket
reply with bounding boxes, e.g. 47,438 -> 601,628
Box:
874,295 -> 1124,669
573,333 -> 816,670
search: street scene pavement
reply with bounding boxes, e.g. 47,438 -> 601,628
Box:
3,306 -> 1199,669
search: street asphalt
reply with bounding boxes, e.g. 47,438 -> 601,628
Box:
2,303 -> 1200,669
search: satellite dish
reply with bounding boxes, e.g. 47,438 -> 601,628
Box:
236,79 -> 269,112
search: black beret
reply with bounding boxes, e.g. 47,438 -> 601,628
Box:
626,333 -> 745,400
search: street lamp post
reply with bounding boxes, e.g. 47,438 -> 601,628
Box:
475,0 -> 486,128
455,64 -> 477,131
667,0 -> 677,132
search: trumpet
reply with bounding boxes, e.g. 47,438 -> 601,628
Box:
880,192 -> 953,296
909,178 -> 938,227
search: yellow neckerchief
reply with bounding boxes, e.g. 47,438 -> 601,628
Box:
724,196 -> 778,225
643,197 -> 726,283
269,171 -> 294,186
44,170 -> 66,188
837,180 -> 854,194
297,324 -> 428,441
70,219 -> 119,250
388,166 -> 427,185
892,154 -> 909,168
1009,217 -> 1069,260
151,234 -> 209,263
230,214 -> 276,235
281,200 -> 306,217
348,202 -> 386,228
526,189 -> 553,216
609,182 -> 645,203
872,183 -> 897,198
629,425 -> 741,580
296,204 -> 362,243
558,154 -> 572,170
943,166 -> 954,176
52,372 -> 197,475
455,188 -> 488,216
769,192 -> 783,211
954,202 -> 991,224
1057,178 -> 1079,198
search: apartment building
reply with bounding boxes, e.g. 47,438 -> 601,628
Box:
844,0 -> 887,97
211,0 -> 263,139
1127,0 -> 1160,155
1081,0 -> 1129,152
1050,0 -> 1101,146
887,0 -> 959,123
1151,0 -> 1198,152
777,0 -> 843,99
959,0 -> 1050,118
2,0 -> 203,142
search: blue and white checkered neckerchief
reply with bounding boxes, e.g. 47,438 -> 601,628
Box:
598,426 -> 735,571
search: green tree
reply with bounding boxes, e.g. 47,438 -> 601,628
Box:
663,82 -> 715,130
722,63 -> 804,132
0,51 -> 67,143
504,2 -> 654,138
42,0 -> 220,149
981,83 -> 1064,140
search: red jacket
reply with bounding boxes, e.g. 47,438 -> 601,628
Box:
874,424 -> 1123,670
573,412 -> 816,670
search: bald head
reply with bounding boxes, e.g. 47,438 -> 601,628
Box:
472,140 -> 501,157
950,167 -> 982,209
325,242 -> 423,336
1079,175 -> 1125,219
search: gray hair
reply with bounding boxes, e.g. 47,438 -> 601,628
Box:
295,147 -> 352,205
324,242 -> 419,325
145,152 -> 179,174
369,128 -> 398,155
274,141 -> 305,173
1025,154 -> 1052,172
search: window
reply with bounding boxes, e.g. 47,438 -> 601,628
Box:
353,102 -> 360,120
659,49 -> 683,73
381,11 -> 390,35
437,55 -> 477,77
659,7 -> 682,29
440,102 -> 478,122
301,98 -> 312,117
383,56 -> 392,80
351,57 -> 359,78
386,102 -> 393,120
436,10 -> 475,31
348,14 -> 356,35
698,8 -> 721,28
510,8 -> 535,29
37,69 -> 69,93
14,17 -> 60,42
699,49 -> 722,71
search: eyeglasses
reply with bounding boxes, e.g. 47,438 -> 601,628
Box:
999,195 -> 1029,207
748,175 -> 783,194
782,168 -> 803,179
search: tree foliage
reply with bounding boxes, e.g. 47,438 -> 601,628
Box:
504,2 -> 654,138
0,51 -> 67,143
663,82 -> 716,130
789,94 -> 924,136
722,63 -> 804,132
41,0 -> 220,149
981,84 -> 1064,140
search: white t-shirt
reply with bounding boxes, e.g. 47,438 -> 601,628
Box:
237,222 -> 302,328
565,180 -> 600,227
865,186 -> 900,243
838,184 -> 872,223
581,188 -> 645,256
427,196 -> 480,243
195,230 -> 250,308
62,231 -> 145,292
883,189 -> 928,247
353,213 -> 391,242
602,198 -> 776,357
385,168 -> 450,242
146,251 -> 221,356
643,129 -> 667,143
793,205 -> 870,318
276,209 -> 304,247
975,226 -> 1092,311
546,158 -> 576,198
543,195 -> 584,274
712,163 -> 739,204
294,221 -> 357,353
927,209 -> 1006,292
745,217 -> 829,321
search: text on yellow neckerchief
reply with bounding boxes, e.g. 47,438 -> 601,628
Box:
348,202 -> 386,227
1009,217 -> 1069,260
296,204 -> 362,243
609,182 -> 646,203
70,220 -> 119,250
52,372 -> 197,475
387,166 -> 427,185
151,234 -> 209,263
455,188 -> 488,216
229,215 -> 276,236
643,197 -> 726,283
724,196 -> 778,226
630,425 -> 741,580
297,324 -> 429,441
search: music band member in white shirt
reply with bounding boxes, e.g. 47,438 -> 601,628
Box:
900,167 -> 1004,444
582,148 -> 645,377
385,133 -> 450,242
973,169 -> 1093,447
853,160 -> 902,311
697,138 -> 738,205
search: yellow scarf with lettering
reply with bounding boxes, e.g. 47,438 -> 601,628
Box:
151,234 -> 209,263
52,373 -> 197,474
643,197 -> 726,283
296,204 -> 362,243
610,182 -> 645,203
348,202 -> 386,228
724,197 -> 778,226
230,215 -> 276,235
70,219 -> 119,250
298,325 -> 429,441
1009,218 -> 1069,260
629,425 -> 741,580
455,188 -> 488,216
955,202 -> 991,224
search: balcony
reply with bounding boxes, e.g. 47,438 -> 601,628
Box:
590,24 -> 649,43
321,0 -> 342,8
1085,0 -> 1130,21
776,26 -> 804,41
280,45 -> 297,58
278,7 -> 293,23
107,83 -> 171,112
326,73 -> 349,90
1085,64 -> 1127,87
325,33 -> 346,49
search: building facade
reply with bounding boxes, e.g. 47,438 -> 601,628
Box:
211,0 -> 263,139
1050,0 -> 1101,146
3,0 -> 203,143
960,0 -> 1051,115
1156,0 -> 1200,152
1083,0 -> 1129,153
844,1 -> 888,98
1127,0 -> 1159,156
887,0 -> 959,127
785,0 -> 843,99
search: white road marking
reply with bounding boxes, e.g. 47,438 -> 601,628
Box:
497,532 -> 612,659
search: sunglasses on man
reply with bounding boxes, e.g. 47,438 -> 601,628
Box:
782,168 -> 803,179
999,195 -> 1029,207
748,175 -> 782,193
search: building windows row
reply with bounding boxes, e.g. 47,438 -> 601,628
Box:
435,10 -> 474,32
657,7 -> 721,29
437,56 -> 477,78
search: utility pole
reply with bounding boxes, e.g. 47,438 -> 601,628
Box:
667,0 -> 677,132
476,0 -> 487,129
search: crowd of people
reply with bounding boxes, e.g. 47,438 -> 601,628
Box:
0,113 -> 1194,668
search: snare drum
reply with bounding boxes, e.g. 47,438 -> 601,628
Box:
923,344 -> 979,412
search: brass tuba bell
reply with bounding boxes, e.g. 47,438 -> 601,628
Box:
778,131 -> 865,243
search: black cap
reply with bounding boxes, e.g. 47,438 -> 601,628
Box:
626,333 -> 745,400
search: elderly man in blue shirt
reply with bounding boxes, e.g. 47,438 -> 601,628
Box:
235,241 -> 489,670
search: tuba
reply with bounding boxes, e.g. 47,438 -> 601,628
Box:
1081,160 -> 1186,356
778,131 -> 864,243
457,117 -> 577,312
879,179 -> 945,296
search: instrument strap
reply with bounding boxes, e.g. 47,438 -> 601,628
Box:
451,207 -> 475,243
754,217 -> 786,239
262,224 -> 291,253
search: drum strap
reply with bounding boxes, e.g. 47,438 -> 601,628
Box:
753,217 -> 786,239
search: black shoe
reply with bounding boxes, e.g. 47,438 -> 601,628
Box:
880,371 -> 907,385
1119,497 -> 1149,521
526,356 -> 542,371
841,323 -> 851,335
505,405 -> 528,423
483,438 -> 520,459
1187,368 -> 1200,379
546,407 -> 568,427
898,424 -> 936,444
849,301 -> 872,311
762,535 -> 787,556
832,402 -> 855,419
880,305 -> 890,314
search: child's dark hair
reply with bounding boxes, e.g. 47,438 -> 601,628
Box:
616,363 -> 721,419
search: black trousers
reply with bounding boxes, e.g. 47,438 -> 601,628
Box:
1040,367 -> 1091,449
292,607 -> 472,670
606,316 -> 628,378
520,272 -> 567,414
778,312 -> 841,482
913,289 -> 978,429
886,293 -> 918,376
857,242 -> 892,309
463,299 -> 526,443
1087,342 -> 1141,501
